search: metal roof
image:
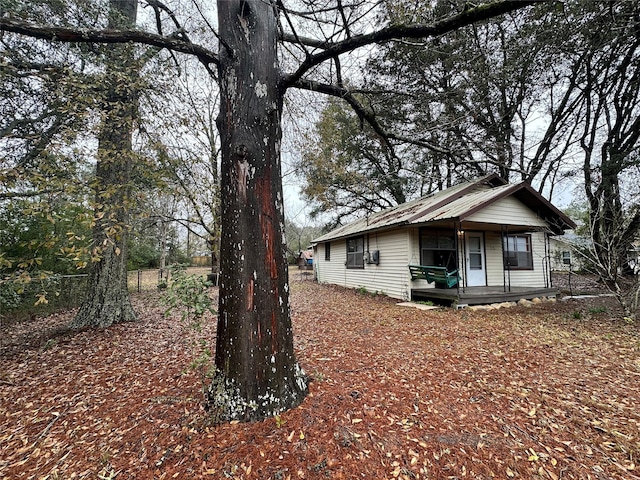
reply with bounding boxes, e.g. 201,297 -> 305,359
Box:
312,176 -> 576,243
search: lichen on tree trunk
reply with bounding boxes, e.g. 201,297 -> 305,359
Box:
71,0 -> 137,329
71,121 -> 137,329
210,0 -> 308,422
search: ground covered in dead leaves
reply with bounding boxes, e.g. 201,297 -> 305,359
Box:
1,280 -> 639,480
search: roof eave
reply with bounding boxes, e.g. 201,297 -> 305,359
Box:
312,220 -> 411,244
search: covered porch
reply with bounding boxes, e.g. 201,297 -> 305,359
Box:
410,285 -> 558,307
414,217 -> 556,290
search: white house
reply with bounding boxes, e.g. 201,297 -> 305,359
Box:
311,175 -> 576,306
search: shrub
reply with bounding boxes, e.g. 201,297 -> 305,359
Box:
0,274 -> 88,320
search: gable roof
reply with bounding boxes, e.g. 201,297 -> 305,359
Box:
312,175 -> 576,243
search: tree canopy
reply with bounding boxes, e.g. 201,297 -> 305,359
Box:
298,2 -> 636,228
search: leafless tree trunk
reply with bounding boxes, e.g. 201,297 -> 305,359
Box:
209,0 -> 307,421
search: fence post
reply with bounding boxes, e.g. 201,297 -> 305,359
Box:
137,270 -> 141,293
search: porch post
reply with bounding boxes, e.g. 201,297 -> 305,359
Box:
501,225 -> 506,292
502,225 -> 512,292
454,222 -> 462,294
543,230 -> 551,289
460,227 -> 467,293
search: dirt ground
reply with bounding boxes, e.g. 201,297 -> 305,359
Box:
551,271 -> 611,296
1,278 -> 639,479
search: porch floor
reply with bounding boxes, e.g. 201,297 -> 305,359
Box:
411,285 -> 558,306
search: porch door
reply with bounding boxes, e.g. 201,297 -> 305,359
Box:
465,233 -> 486,286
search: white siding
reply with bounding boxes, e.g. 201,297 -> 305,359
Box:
484,231 -> 548,287
484,231 -> 505,285
314,229 -> 412,300
314,227 -> 552,298
467,196 -> 548,228
549,238 -> 578,271
314,241 -> 347,286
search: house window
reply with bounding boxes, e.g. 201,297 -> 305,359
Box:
503,234 -> 533,270
346,236 -> 364,269
325,242 -> 331,261
420,229 -> 457,271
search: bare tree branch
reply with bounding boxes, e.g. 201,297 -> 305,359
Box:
0,17 -> 219,67
336,0 -> 352,39
284,1 -> 542,87
289,77 -> 452,154
280,32 -> 330,49
0,189 -> 65,200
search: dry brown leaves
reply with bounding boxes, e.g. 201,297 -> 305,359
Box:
1,280 -> 639,480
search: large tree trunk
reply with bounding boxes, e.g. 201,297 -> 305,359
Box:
71,0 -> 137,329
209,0 -> 308,422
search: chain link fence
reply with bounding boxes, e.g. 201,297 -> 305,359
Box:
1,268 -> 215,321
1,274 -> 88,320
